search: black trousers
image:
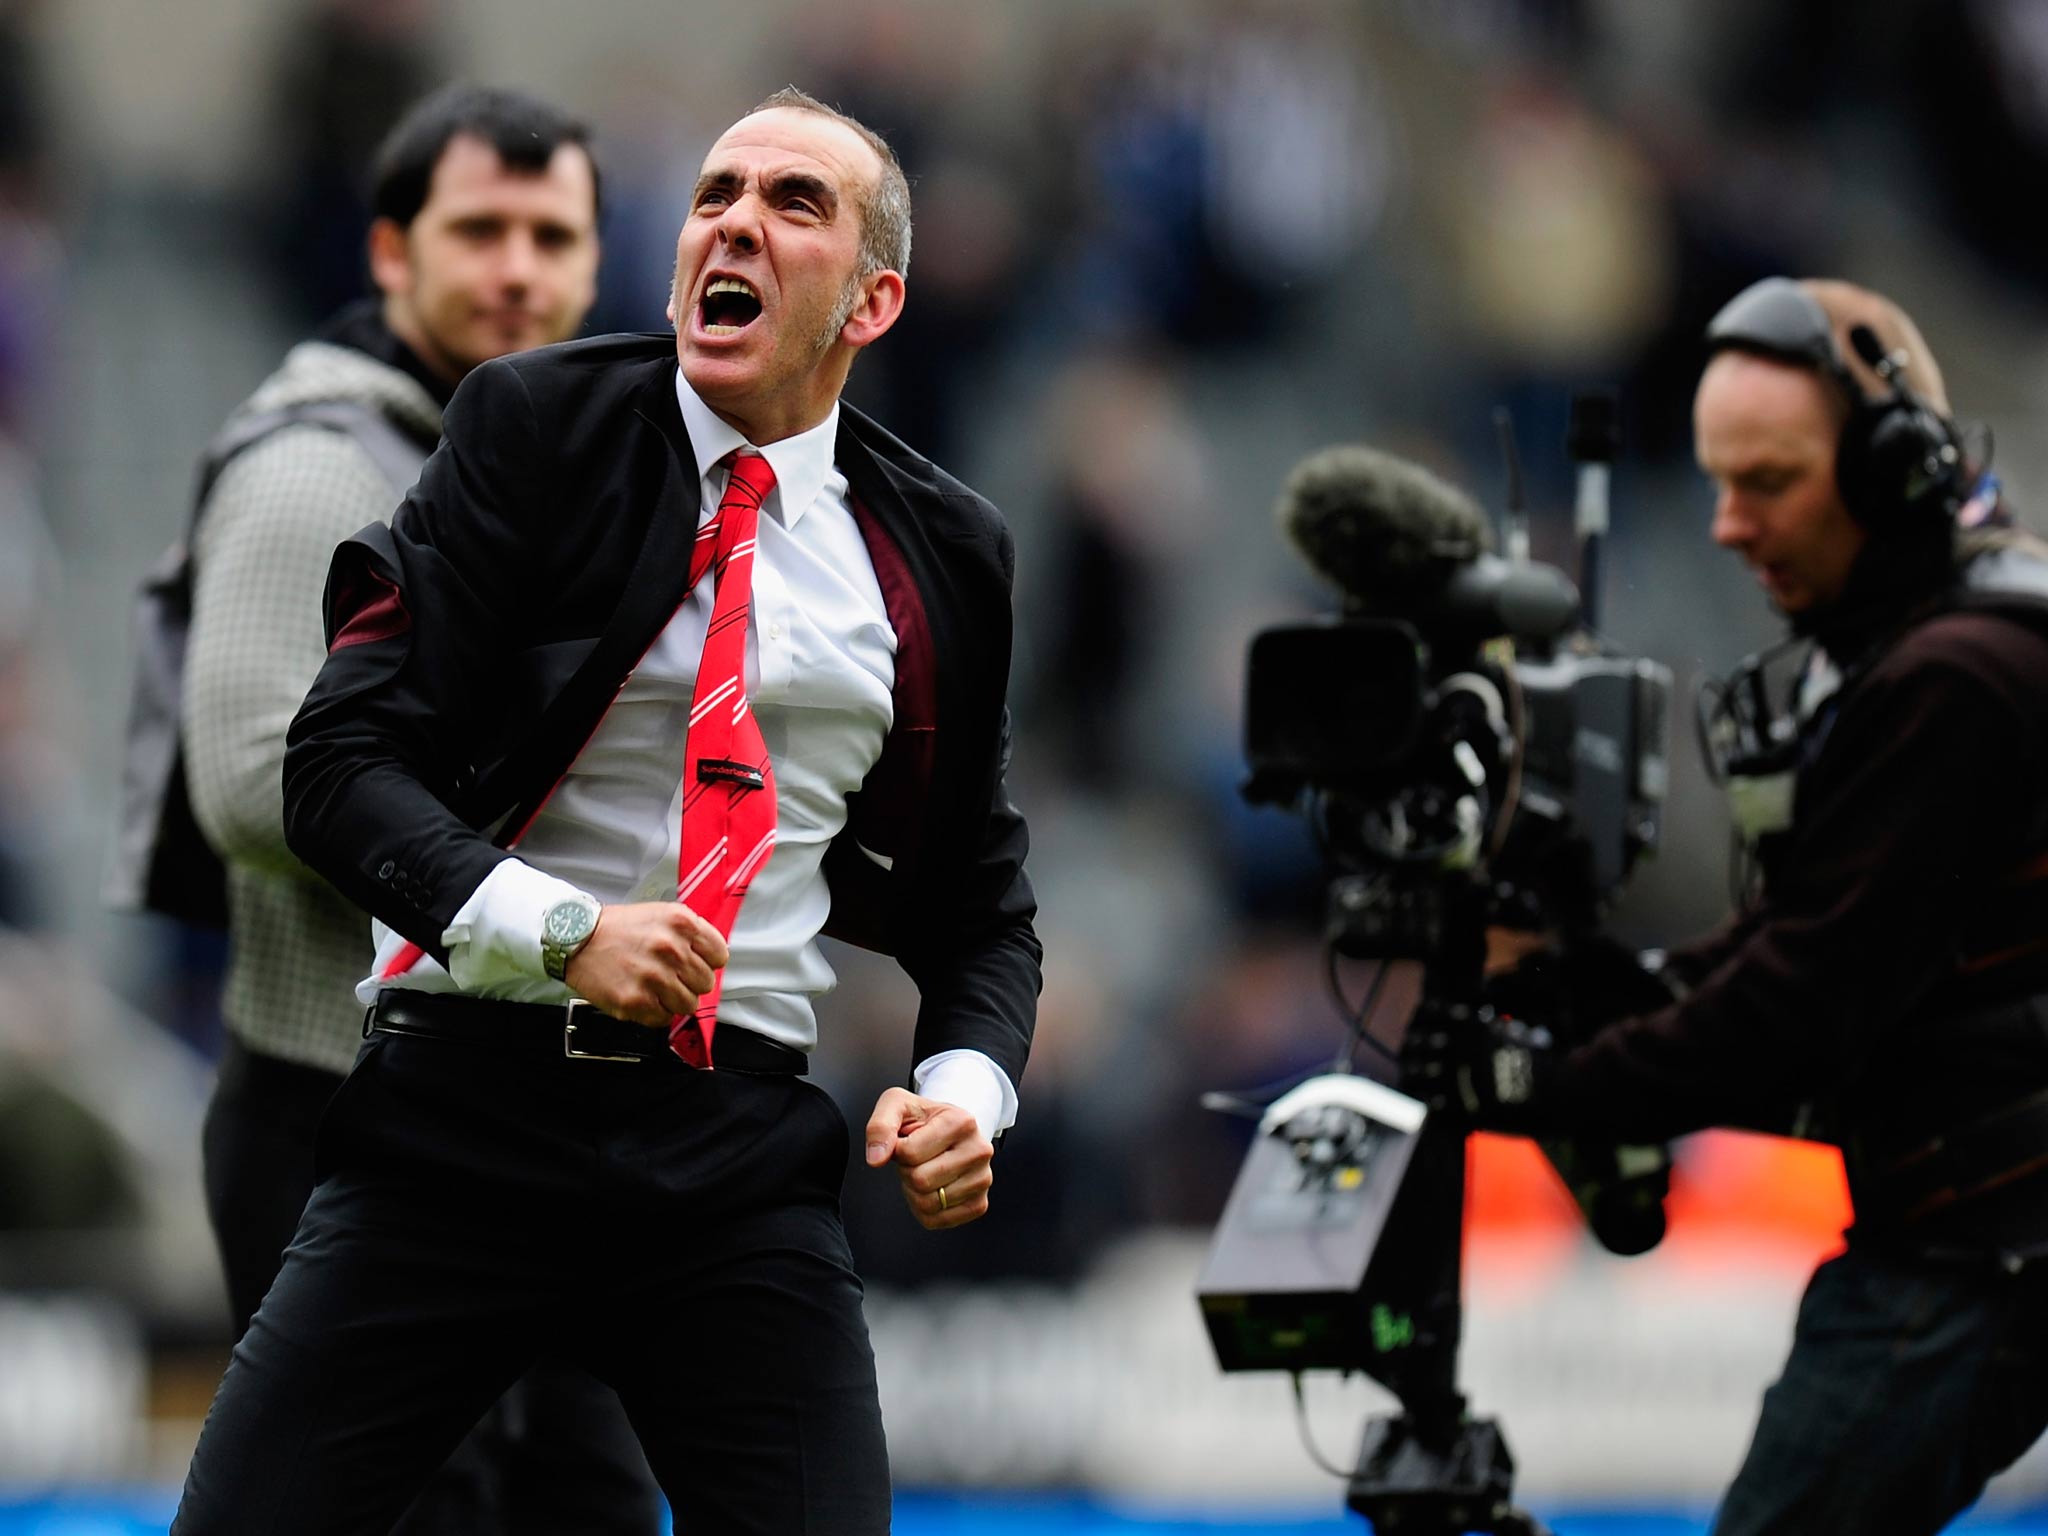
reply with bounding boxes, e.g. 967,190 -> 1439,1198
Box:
199,1037 -> 661,1534
180,1030 -> 886,1534
1714,1246 -> 2048,1535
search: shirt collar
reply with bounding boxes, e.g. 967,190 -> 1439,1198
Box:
673,368 -> 839,530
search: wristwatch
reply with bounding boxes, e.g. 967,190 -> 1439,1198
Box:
540,893 -> 603,982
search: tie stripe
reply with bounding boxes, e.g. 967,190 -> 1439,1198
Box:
689,677 -> 740,726
677,837 -> 728,901
728,829 -> 778,889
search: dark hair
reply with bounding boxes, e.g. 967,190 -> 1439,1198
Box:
369,84 -> 601,228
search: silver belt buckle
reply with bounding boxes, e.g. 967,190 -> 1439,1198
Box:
562,999 -> 644,1063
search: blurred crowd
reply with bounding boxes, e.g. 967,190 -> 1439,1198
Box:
1,0 -> 59,931
7,0 -> 2048,1327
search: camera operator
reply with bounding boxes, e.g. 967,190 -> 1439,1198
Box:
1410,278 -> 2048,1533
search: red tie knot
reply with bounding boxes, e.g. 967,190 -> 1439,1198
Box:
723,450 -> 778,513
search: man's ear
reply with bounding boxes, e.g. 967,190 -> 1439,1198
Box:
367,218 -> 414,300
840,270 -> 907,351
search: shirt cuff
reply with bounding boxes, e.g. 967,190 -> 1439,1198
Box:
912,1049 -> 1019,1140
441,860 -> 598,992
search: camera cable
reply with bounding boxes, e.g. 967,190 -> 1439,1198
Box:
1327,948 -> 1400,1074
1290,1371 -> 1355,1480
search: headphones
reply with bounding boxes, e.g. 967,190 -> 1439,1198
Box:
1703,277 -> 1969,529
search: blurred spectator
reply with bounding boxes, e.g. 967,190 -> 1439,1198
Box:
1022,352 -> 1206,794
1032,8 -> 1381,351
1904,0 -> 2048,299
0,437 -> 59,927
1398,0 -> 1594,68
1429,71 -> 1675,502
0,1071 -> 136,1230
791,2 -> 1027,459
1190,736 -> 1325,929
1445,77 -> 1671,381
263,0 -> 444,324
0,0 -> 50,218
1197,4 -> 1389,318
580,66 -> 726,339
0,0 -> 64,936
1036,19 -> 1221,348
0,0 -> 56,435
0,1 -> 44,174
849,147 -> 1023,459
1612,96 -> 1843,460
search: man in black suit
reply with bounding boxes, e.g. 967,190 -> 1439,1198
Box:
172,86 -> 1039,1536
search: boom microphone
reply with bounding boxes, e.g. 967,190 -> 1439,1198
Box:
1276,444 -> 1581,643
1276,445 -> 1490,601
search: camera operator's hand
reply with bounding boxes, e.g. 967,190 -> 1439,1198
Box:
1402,1005 -> 1559,1132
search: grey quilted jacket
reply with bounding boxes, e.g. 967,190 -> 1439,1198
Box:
183,341 -> 438,1073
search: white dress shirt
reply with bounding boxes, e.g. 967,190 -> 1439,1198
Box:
360,370 -> 1018,1138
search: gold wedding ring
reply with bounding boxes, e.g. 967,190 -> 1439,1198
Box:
936,1184 -> 950,1212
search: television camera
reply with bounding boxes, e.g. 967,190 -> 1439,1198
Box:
1196,398 -> 1676,1534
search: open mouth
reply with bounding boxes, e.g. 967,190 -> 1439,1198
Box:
700,276 -> 763,335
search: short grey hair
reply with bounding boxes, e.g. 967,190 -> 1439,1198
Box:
745,86 -> 912,278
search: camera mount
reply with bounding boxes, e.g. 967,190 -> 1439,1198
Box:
1212,424 -> 1676,1531
1198,871 -> 1556,1534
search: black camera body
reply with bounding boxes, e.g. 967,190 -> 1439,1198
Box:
1241,614 -> 1672,926
1201,600 -> 1675,1381
1199,458 -> 1680,1528
1207,405 -> 1680,1533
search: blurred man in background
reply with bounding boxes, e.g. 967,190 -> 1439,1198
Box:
1414,277 -> 2048,1533
178,82 -> 660,1533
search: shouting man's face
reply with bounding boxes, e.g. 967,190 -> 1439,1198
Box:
671,107 -> 904,445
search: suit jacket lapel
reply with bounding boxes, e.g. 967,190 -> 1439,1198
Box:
478,362 -> 705,841
827,422 -> 943,940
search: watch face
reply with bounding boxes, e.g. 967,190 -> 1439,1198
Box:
544,898 -> 598,948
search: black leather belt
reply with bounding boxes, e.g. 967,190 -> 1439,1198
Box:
364,989 -> 808,1074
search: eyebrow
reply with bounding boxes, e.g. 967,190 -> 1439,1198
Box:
691,166 -> 839,216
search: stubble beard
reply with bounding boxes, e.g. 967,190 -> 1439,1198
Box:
810,271 -> 867,354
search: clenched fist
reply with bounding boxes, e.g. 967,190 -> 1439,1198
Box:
864,1088 -> 995,1229
563,902 -> 729,1026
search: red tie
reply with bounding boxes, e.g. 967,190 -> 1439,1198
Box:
671,451 -> 779,1067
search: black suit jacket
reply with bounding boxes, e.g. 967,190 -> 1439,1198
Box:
282,333 -> 1039,1086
